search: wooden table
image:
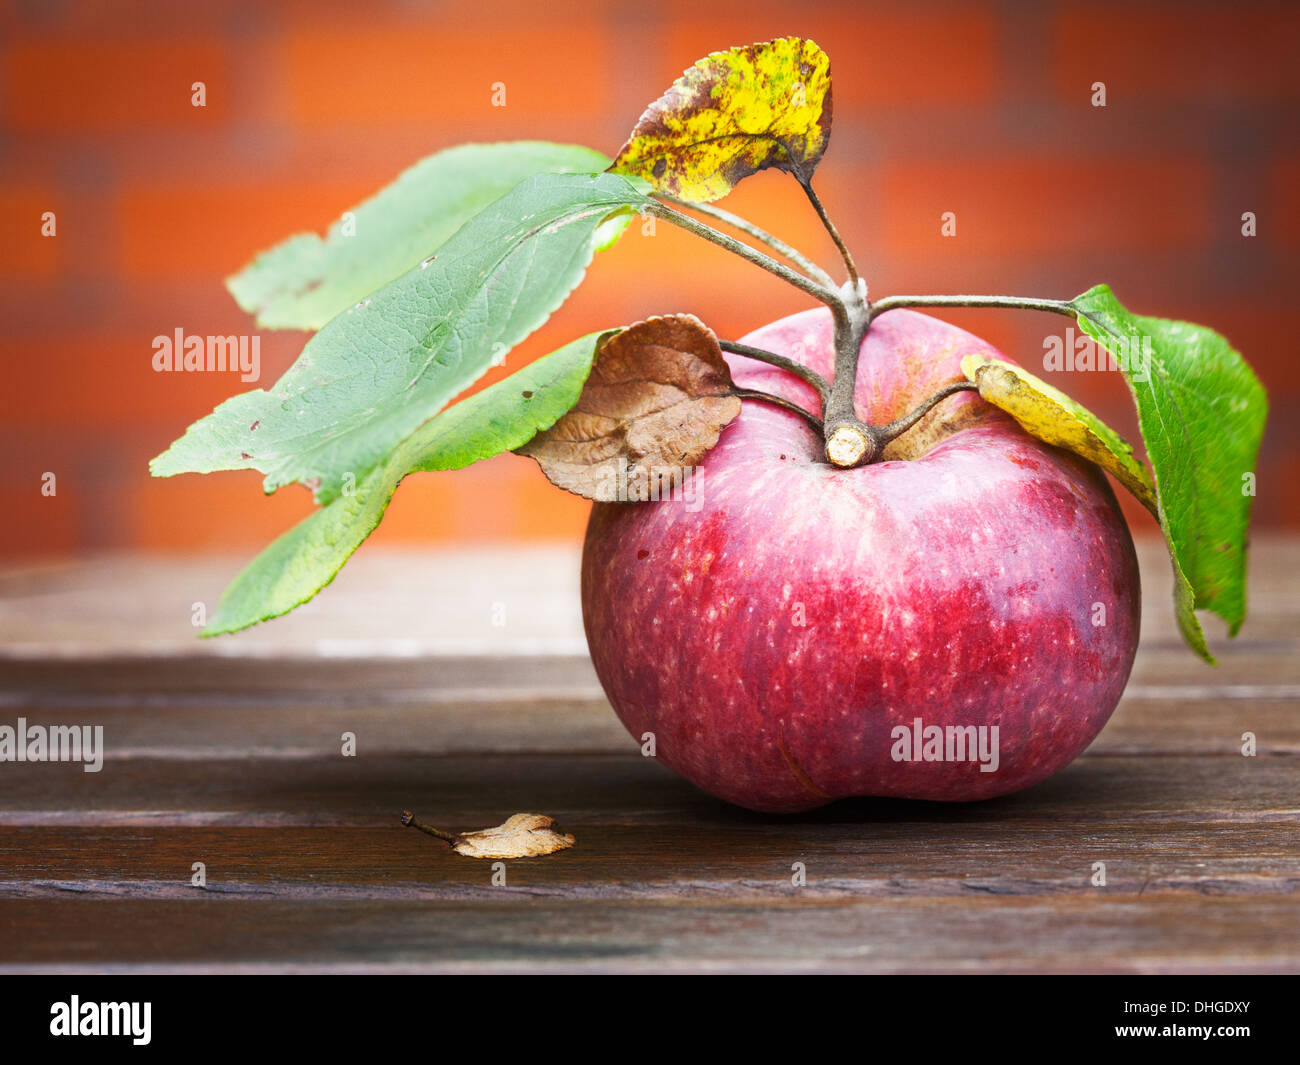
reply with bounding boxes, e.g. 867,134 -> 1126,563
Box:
1,539 -> 1297,973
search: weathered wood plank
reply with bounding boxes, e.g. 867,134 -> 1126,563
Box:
0,694 -> 1292,758
0,548 -> 590,657
1,541 -> 1295,974
2,896 -> 1296,973
1088,699 -> 1300,754
0,753 -> 1294,825
0,819 -> 1295,900
4,646 -> 1299,705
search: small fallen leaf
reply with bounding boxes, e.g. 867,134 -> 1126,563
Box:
451,813 -> 576,859
610,37 -> 832,203
401,810 -> 575,859
517,314 -> 741,501
961,354 -> 1159,517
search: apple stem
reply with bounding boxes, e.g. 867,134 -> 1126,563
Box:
822,381 -> 984,468
656,193 -> 839,291
720,340 -> 831,403
401,811 -> 456,844
647,202 -> 843,310
800,179 -> 860,289
732,388 -> 824,432
821,293 -> 874,466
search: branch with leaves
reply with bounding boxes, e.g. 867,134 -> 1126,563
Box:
152,36 -> 1266,663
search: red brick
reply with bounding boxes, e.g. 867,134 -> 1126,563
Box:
0,331 -> 298,427
1,1 -> 262,34
364,467 -> 467,546
1189,300 -> 1297,394
116,180 -> 374,278
3,38 -> 229,131
876,157 -> 1213,260
1278,457 -> 1300,526
1275,156 -> 1300,244
278,0 -> 614,24
0,486 -> 79,556
1054,4 -> 1300,100
130,471 -> 315,551
664,8 -> 997,109
0,187 -> 60,278
281,26 -> 612,125
4,0 -> 1296,560
503,459 -> 591,540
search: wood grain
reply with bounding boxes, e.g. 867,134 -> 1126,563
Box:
2,897 -> 1295,974
0,543 -> 1296,972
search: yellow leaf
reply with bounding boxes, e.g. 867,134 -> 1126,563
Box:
610,37 -> 832,203
961,354 -> 1159,517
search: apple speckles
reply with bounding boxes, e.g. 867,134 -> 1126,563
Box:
580,309 -> 1140,812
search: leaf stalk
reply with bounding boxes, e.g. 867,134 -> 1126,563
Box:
646,202 -> 843,311
656,193 -> 838,290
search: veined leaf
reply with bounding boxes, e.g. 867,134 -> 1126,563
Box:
518,315 -> 741,501
151,171 -> 652,505
961,354 -> 1159,516
228,141 -> 611,330
611,37 -> 832,203
201,333 -> 606,636
1071,284 -> 1267,662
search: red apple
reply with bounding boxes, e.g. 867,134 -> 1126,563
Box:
580,307 -> 1141,813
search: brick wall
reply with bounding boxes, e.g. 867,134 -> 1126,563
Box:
2,0 -> 1296,558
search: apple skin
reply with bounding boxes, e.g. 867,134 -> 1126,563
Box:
580,308 -> 1141,813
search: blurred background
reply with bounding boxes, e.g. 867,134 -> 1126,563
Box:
2,0 -> 1297,561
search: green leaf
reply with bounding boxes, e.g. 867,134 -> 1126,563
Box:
151,170 -> 652,505
960,354 -> 1159,516
201,333 -> 607,636
610,37 -> 832,203
1071,284 -> 1267,662
228,142 -> 611,331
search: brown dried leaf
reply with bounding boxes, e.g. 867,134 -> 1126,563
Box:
517,314 -> 741,501
450,813 -> 576,859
